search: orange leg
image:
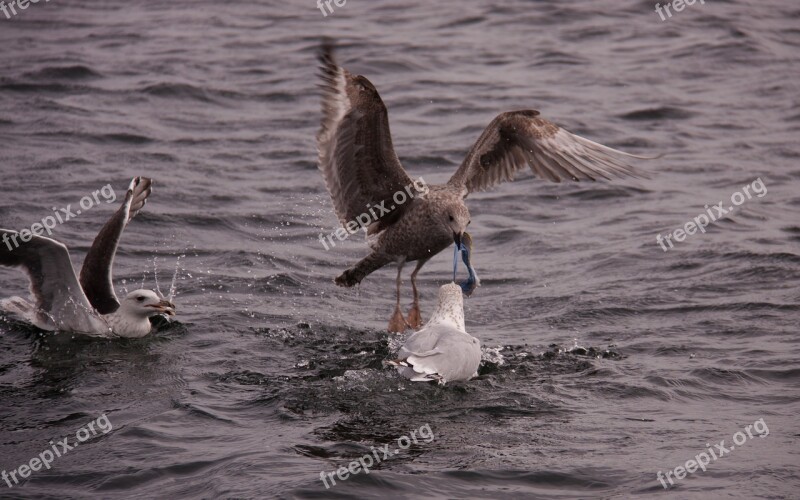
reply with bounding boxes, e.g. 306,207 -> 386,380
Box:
406,259 -> 429,329
388,260 -> 409,333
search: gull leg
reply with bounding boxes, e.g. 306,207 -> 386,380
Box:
336,252 -> 392,287
388,259 -> 409,333
406,258 -> 429,330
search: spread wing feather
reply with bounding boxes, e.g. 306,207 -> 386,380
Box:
448,110 -> 655,195
79,177 -> 152,315
317,43 -> 414,229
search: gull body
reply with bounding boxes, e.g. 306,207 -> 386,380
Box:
388,283 -> 481,384
316,43 -> 654,332
0,178 -> 175,338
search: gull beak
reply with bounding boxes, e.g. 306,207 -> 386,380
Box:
453,231 -> 463,248
461,231 -> 473,252
148,299 -> 176,317
459,231 -> 479,296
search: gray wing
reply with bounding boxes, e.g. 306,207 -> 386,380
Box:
398,325 -> 482,382
448,110 -> 656,196
317,42 -> 414,231
398,326 -> 444,360
79,177 -> 152,315
0,229 -> 99,331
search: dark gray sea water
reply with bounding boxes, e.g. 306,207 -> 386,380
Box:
1,0 -> 798,498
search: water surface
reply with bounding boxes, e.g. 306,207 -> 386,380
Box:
0,0 -> 798,498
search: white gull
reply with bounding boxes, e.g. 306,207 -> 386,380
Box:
387,283 -> 481,384
0,177 -> 175,338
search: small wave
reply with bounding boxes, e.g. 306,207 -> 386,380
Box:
0,80 -> 71,92
24,65 -> 101,80
619,107 -> 695,121
782,226 -> 800,242
141,83 -> 214,102
531,50 -> 588,67
437,16 -> 486,29
98,132 -> 154,145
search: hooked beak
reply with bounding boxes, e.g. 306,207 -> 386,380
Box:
461,231 -> 473,252
453,231 -> 462,248
147,299 -> 176,317
455,231 -> 478,296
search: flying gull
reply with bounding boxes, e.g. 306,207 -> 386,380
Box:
317,43 -> 655,333
386,283 -> 481,384
0,177 -> 175,338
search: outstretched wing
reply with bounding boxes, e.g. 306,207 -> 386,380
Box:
0,229 -> 98,331
448,110 -> 655,196
317,42 -> 414,229
79,177 -> 152,315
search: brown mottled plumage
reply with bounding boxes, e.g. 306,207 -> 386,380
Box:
317,43 -> 655,332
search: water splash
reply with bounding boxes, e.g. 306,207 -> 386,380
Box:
167,255 -> 184,301
134,254 -> 183,303
481,346 -> 506,366
152,257 -> 164,298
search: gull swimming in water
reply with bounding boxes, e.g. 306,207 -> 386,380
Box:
0,177 -> 175,338
386,283 -> 481,385
316,43 -> 655,333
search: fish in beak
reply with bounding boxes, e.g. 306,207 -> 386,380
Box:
452,231 -> 480,296
147,299 -> 176,317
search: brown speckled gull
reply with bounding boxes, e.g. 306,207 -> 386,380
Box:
317,42 -> 655,333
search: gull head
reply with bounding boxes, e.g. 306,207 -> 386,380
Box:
437,283 -> 464,308
120,290 -> 176,319
427,283 -> 466,331
428,190 -> 470,247
448,206 -> 471,248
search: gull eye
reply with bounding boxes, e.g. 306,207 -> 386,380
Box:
136,296 -> 145,302
448,215 -> 454,222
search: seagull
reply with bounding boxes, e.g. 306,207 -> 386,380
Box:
316,43 -> 655,333
0,177 -> 176,338
386,283 -> 481,385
